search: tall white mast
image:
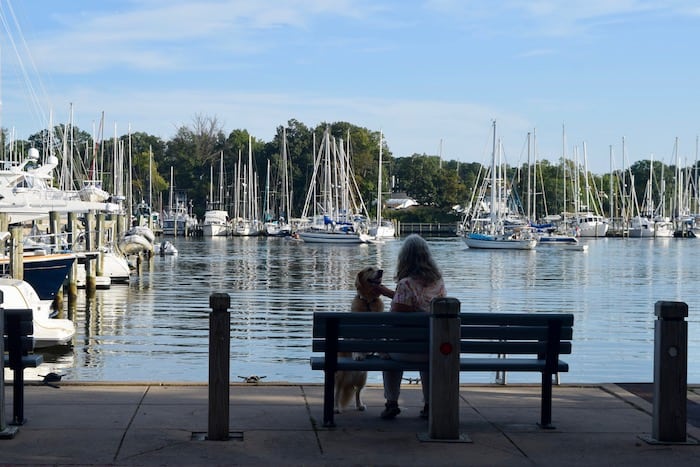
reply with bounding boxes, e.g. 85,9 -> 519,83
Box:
489,120 -> 497,230
376,130 -> 383,230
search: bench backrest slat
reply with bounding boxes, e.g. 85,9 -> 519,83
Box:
312,311 -> 573,358
460,341 -> 572,355
460,312 -> 574,326
314,341 -> 430,354
461,325 -> 573,341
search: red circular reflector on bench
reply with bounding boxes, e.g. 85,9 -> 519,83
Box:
440,342 -> 453,355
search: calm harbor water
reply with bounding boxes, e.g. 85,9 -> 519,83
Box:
35,235 -> 700,385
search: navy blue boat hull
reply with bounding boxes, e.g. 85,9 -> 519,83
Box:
0,253 -> 76,300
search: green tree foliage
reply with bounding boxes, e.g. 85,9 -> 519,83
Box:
5,116 -> 697,224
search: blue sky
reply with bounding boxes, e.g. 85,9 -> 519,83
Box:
1,0 -> 699,174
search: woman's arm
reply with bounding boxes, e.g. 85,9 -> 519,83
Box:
374,284 -> 395,299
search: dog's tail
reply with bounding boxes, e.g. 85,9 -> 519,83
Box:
337,383 -> 356,409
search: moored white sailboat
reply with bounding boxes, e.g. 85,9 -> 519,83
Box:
298,127 -> 371,244
368,131 -> 395,240
203,152 -> 230,237
462,121 -> 537,250
231,137 -> 263,236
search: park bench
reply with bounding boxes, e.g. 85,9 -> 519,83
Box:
310,298 -> 573,433
2,308 -> 44,426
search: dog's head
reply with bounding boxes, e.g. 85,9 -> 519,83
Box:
355,266 -> 383,299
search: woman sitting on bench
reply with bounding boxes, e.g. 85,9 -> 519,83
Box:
374,234 -> 446,420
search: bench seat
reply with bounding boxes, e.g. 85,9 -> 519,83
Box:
310,355 -> 569,373
3,354 -> 44,369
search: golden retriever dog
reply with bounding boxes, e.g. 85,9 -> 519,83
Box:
350,266 -> 385,313
334,266 -> 385,413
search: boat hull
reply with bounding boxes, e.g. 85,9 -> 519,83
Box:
0,253 -> 76,300
0,278 -> 75,347
463,234 -> 537,250
119,234 -> 154,255
298,230 -> 370,244
202,223 -> 229,236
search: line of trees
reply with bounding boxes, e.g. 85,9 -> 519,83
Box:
3,115 -> 698,223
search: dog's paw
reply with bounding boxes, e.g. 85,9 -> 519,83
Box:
334,407 -> 342,414
352,352 -> 366,361
356,403 -> 366,411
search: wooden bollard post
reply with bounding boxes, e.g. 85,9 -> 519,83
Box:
651,301 -> 688,443
208,293 -> 231,441
49,211 -> 60,252
9,225 -> 23,280
96,213 -> 105,278
66,213 -> 78,302
426,297 -> 464,441
85,212 -> 96,295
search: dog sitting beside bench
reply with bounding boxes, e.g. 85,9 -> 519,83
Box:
310,297 -> 573,436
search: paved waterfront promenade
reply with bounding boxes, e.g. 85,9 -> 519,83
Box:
1,382 -> 700,466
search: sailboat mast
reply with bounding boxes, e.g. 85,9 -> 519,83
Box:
376,130 -> 383,228
264,158 -> 271,219
148,145 -> 153,227
219,151 -> 224,209
490,120 -> 497,229
209,164 -> 214,208
282,127 -> 291,221
169,166 -> 174,213
562,124 -> 567,221
526,131 -> 531,221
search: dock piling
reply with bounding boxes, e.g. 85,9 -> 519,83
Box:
651,300 -> 689,443
208,293 -> 231,441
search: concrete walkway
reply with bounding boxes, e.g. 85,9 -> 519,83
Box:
1,382 -> 699,466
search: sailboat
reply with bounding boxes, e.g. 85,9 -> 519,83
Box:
571,143 -> 609,238
203,152 -> 230,237
527,130 -> 587,250
231,137 -> 263,236
369,130 -> 395,239
626,152 -> 673,238
298,128 -> 371,244
463,121 -> 537,250
162,167 -> 198,236
264,128 -> 293,236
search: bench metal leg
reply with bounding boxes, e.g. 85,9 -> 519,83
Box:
322,370 -> 336,427
11,368 -> 25,426
538,371 -> 554,429
322,317 -> 339,428
538,319 -> 562,429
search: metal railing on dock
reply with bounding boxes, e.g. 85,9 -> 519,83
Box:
395,222 -> 460,237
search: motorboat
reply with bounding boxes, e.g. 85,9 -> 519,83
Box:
202,210 -> 230,236
120,225 -> 156,255
119,233 -> 153,255
0,278 -> 75,347
154,240 -> 178,256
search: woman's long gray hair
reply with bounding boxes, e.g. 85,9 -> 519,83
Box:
394,234 -> 442,283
